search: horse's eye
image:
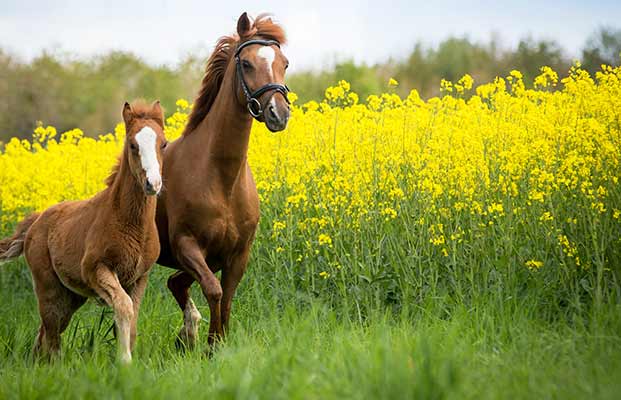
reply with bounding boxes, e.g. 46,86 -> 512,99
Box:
242,60 -> 253,70
130,143 -> 138,151
285,63 -> 289,70
161,141 -> 168,150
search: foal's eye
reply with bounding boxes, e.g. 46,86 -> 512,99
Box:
285,63 -> 289,70
161,141 -> 168,150
130,143 -> 138,151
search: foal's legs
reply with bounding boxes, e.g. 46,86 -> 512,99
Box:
127,274 -> 149,350
27,241 -> 86,360
167,271 -> 202,348
32,283 -> 86,360
88,265 -> 134,363
175,236 -> 223,346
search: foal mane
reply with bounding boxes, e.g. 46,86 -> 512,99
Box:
184,14 -> 287,135
105,100 -> 164,187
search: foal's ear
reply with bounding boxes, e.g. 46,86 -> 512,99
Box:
151,100 -> 165,126
237,12 -> 251,37
151,100 -> 163,116
122,102 -> 133,125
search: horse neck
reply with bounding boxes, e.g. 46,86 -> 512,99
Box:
108,151 -> 156,233
196,62 -> 254,184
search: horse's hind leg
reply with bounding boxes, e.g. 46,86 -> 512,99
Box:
87,265 -> 134,363
221,250 -> 250,335
27,236 -> 86,360
167,271 -> 202,349
33,290 -> 86,361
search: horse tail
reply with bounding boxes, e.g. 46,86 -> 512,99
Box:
0,213 -> 40,264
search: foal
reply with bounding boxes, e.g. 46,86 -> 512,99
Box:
0,101 -> 167,363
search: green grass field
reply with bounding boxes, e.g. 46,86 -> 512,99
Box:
1,220 -> 620,399
2,67 -> 621,398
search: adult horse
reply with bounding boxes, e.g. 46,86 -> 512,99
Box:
156,12 -> 290,348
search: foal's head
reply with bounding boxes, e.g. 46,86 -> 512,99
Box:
235,13 -> 290,132
122,101 -> 167,196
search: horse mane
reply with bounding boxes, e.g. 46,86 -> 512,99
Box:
184,14 -> 287,135
105,157 -> 122,187
105,100 -> 164,187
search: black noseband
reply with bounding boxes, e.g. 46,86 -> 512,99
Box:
234,39 -> 290,119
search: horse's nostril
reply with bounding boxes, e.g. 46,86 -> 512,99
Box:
268,105 -> 278,119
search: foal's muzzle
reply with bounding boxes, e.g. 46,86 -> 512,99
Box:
145,180 -> 161,196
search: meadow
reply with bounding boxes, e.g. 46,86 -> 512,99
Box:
0,63 -> 620,399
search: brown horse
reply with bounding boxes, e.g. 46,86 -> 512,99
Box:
155,12 -> 290,348
0,101 -> 167,363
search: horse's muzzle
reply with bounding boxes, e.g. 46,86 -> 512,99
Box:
265,99 -> 290,132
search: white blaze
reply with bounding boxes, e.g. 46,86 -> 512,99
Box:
257,45 -> 276,79
134,126 -> 162,193
269,96 -> 280,119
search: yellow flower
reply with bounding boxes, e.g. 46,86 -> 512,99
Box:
318,234 -> 332,247
1,63 -> 619,289
388,78 -> 399,87
319,271 -> 331,279
175,99 -> 190,110
539,212 -> 554,222
525,260 -> 544,270
287,92 -> 298,104
381,207 -> 398,220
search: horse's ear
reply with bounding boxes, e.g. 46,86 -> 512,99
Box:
151,100 -> 163,116
237,12 -> 251,37
122,102 -> 133,125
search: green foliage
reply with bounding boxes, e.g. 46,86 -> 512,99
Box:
582,27 -> 621,74
0,51 -> 203,141
2,27 -> 620,143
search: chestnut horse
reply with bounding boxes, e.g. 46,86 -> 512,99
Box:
0,101 -> 167,362
155,12 -> 290,348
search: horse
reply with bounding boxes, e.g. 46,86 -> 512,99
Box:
155,12 -> 290,348
0,101 -> 167,363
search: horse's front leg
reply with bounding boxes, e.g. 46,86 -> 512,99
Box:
174,236 -> 223,346
127,274 -> 149,350
86,264 -> 134,363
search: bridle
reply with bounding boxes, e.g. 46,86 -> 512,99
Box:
234,39 -> 290,119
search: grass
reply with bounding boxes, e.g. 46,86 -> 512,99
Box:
1,252 -> 620,399
1,70 -> 621,397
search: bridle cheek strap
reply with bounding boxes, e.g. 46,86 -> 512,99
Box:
235,39 -> 290,119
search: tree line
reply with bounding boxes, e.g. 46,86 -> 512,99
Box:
0,27 -> 619,141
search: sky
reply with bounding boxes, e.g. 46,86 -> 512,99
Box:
1,0 -> 620,72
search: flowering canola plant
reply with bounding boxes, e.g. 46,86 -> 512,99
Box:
1,64 -> 620,301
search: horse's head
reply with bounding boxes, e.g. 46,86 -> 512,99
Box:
122,101 -> 168,196
235,12 -> 290,132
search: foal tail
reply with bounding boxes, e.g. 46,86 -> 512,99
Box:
0,213 -> 40,264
